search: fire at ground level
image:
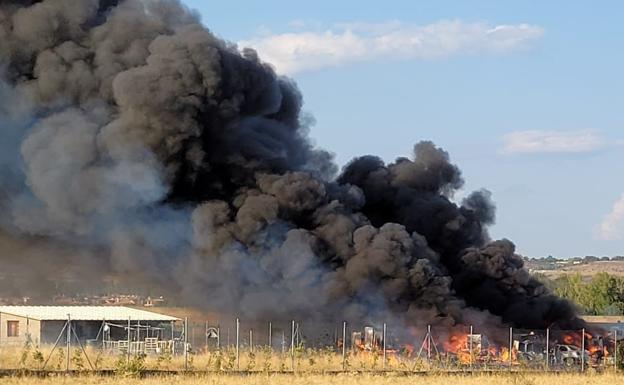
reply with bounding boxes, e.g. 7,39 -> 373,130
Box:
16,324 -> 624,372
1,306 -> 622,372
340,324 -> 622,370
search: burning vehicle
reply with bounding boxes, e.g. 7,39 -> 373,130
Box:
515,333 -> 545,362
552,344 -> 589,366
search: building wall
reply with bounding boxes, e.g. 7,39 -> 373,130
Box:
40,320 -> 69,346
588,322 -> 624,334
0,313 -> 41,347
40,320 -> 104,345
0,312 -> 176,347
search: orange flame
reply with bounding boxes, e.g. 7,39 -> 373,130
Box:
441,331 -> 520,365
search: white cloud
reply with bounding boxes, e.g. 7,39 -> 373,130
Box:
596,194 -> 624,241
501,130 -> 605,154
238,20 -> 544,75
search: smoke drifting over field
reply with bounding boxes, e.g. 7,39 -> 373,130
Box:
0,0 -> 583,333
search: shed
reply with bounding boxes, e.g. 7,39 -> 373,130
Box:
0,306 -> 180,347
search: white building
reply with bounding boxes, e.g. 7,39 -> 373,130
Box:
0,306 -> 179,347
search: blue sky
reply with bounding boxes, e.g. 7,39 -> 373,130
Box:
182,0 -> 624,258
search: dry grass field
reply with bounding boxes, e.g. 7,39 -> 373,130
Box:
0,345 -> 621,385
0,346 -> 397,372
0,373 -> 622,385
3,345 -> 499,373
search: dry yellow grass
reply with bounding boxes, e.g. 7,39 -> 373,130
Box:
1,344 -> 621,385
0,346 -> 442,372
0,373 -> 622,385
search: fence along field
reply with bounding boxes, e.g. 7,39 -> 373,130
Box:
0,317 -> 622,376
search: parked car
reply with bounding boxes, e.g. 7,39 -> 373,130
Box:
552,344 -> 589,366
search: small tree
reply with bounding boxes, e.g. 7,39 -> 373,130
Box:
155,348 -> 172,370
115,353 -> 146,377
54,348 -> 65,371
19,339 -> 32,368
245,350 -> 256,371
32,349 -> 44,370
210,350 -> 223,372
71,349 -> 85,371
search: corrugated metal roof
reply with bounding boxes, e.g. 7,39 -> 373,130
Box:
0,306 -> 179,322
581,315 -> 624,324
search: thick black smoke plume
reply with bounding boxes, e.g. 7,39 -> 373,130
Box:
0,0 -> 583,334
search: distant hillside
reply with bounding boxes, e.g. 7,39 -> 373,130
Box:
525,255 -> 624,279
532,260 -> 624,278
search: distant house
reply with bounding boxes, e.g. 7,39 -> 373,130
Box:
0,306 -> 179,347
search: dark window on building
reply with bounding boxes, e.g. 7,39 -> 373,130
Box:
7,321 -> 19,337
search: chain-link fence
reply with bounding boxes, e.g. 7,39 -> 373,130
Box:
1,318 -> 622,373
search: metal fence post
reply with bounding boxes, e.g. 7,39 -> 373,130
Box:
581,328 -> 585,372
342,321 -> 347,371
184,317 -> 189,371
427,325 -> 432,364
296,323 -> 300,347
545,328 -> 549,370
66,314 -> 71,372
236,318 -> 240,370
171,321 -> 175,356
102,318 -> 106,352
268,322 -> 272,349
250,329 -> 253,353
469,325 -> 473,370
509,327 -> 513,370
615,329 -> 618,373
383,323 -> 387,371
291,320 -> 295,371
127,316 -> 131,362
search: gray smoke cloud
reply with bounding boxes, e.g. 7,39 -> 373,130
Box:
0,0 -> 584,337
